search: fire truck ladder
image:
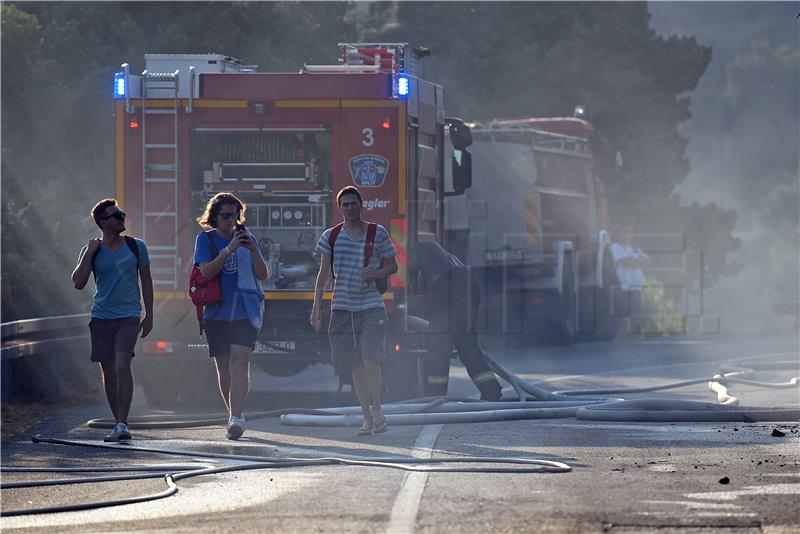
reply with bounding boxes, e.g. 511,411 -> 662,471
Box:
141,70 -> 180,289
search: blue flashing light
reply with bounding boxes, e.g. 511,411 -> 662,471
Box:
397,74 -> 409,98
114,72 -> 126,98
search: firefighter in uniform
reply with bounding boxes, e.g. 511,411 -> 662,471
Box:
410,241 -> 503,401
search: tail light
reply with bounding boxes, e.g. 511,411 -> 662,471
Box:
144,340 -> 174,354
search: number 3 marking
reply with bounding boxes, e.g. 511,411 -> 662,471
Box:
362,127 -> 374,147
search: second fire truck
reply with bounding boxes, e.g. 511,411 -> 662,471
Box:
446,115 -> 618,345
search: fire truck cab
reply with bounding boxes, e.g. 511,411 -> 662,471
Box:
112,43 -> 471,407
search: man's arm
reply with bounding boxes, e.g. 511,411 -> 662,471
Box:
379,257 -> 399,277
139,264 -> 154,338
71,239 -> 101,289
310,254 -> 331,332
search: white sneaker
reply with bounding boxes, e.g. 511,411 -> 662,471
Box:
104,422 -> 132,442
226,415 -> 245,440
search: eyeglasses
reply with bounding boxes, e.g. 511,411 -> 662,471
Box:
218,212 -> 239,221
103,211 -> 126,221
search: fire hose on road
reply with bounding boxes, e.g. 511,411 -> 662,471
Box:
73,349 -> 799,430
279,350 -> 800,427
2,350 -> 796,517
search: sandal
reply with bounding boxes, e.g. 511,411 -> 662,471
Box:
357,419 -> 373,436
372,413 -> 389,434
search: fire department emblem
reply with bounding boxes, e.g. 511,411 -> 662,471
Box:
349,154 -> 389,187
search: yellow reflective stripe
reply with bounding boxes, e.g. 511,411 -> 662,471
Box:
274,99 -> 339,108
144,99 -> 248,108
473,371 -> 497,384
115,101 -> 124,206
427,375 -> 450,385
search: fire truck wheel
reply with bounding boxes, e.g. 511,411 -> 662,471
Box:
254,359 -> 309,377
555,260 -> 577,345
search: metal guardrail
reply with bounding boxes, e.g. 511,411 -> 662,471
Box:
1,314 -> 91,403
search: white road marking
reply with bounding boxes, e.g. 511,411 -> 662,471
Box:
646,463 -> 676,472
642,499 -> 741,510
636,510 -> 758,518
386,424 -> 443,534
684,483 -> 800,501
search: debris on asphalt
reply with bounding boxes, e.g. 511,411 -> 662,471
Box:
719,476 -> 730,484
771,428 -> 786,437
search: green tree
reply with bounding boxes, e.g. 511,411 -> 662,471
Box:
1,2 -> 356,321
359,2 -> 739,285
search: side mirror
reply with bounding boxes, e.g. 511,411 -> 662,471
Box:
452,148 -> 472,194
445,117 -> 472,150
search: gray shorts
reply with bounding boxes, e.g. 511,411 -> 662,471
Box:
328,307 -> 388,373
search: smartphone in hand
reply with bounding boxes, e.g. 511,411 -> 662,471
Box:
234,224 -> 250,247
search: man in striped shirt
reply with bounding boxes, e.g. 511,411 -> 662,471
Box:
311,186 -> 398,435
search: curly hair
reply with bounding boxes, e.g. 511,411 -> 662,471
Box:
196,192 -> 246,229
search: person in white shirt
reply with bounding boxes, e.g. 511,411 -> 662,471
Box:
610,224 -> 651,318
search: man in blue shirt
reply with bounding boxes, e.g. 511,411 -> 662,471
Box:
71,198 -> 153,442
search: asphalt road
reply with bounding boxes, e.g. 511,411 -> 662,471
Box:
2,334 -> 798,533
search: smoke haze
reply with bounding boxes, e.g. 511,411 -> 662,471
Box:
648,1 -> 799,336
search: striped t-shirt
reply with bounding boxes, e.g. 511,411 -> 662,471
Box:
315,224 -> 396,312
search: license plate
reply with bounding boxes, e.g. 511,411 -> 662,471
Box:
253,340 -> 296,354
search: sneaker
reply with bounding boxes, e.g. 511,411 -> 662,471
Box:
104,422 -> 132,442
226,415 -> 245,440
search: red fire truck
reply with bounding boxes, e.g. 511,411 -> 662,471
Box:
448,115 -> 617,345
112,43 -> 472,407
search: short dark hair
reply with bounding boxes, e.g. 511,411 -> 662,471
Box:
91,198 -> 118,228
337,186 -> 362,205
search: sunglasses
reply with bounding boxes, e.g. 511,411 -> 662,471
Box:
218,212 -> 239,221
104,211 -> 126,221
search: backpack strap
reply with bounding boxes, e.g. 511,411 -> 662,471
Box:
363,223 -> 377,267
203,230 -> 222,320
91,236 -> 141,274
124,236 -> 140,266
205,229 -> 218,257
328,223 -> 344,279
